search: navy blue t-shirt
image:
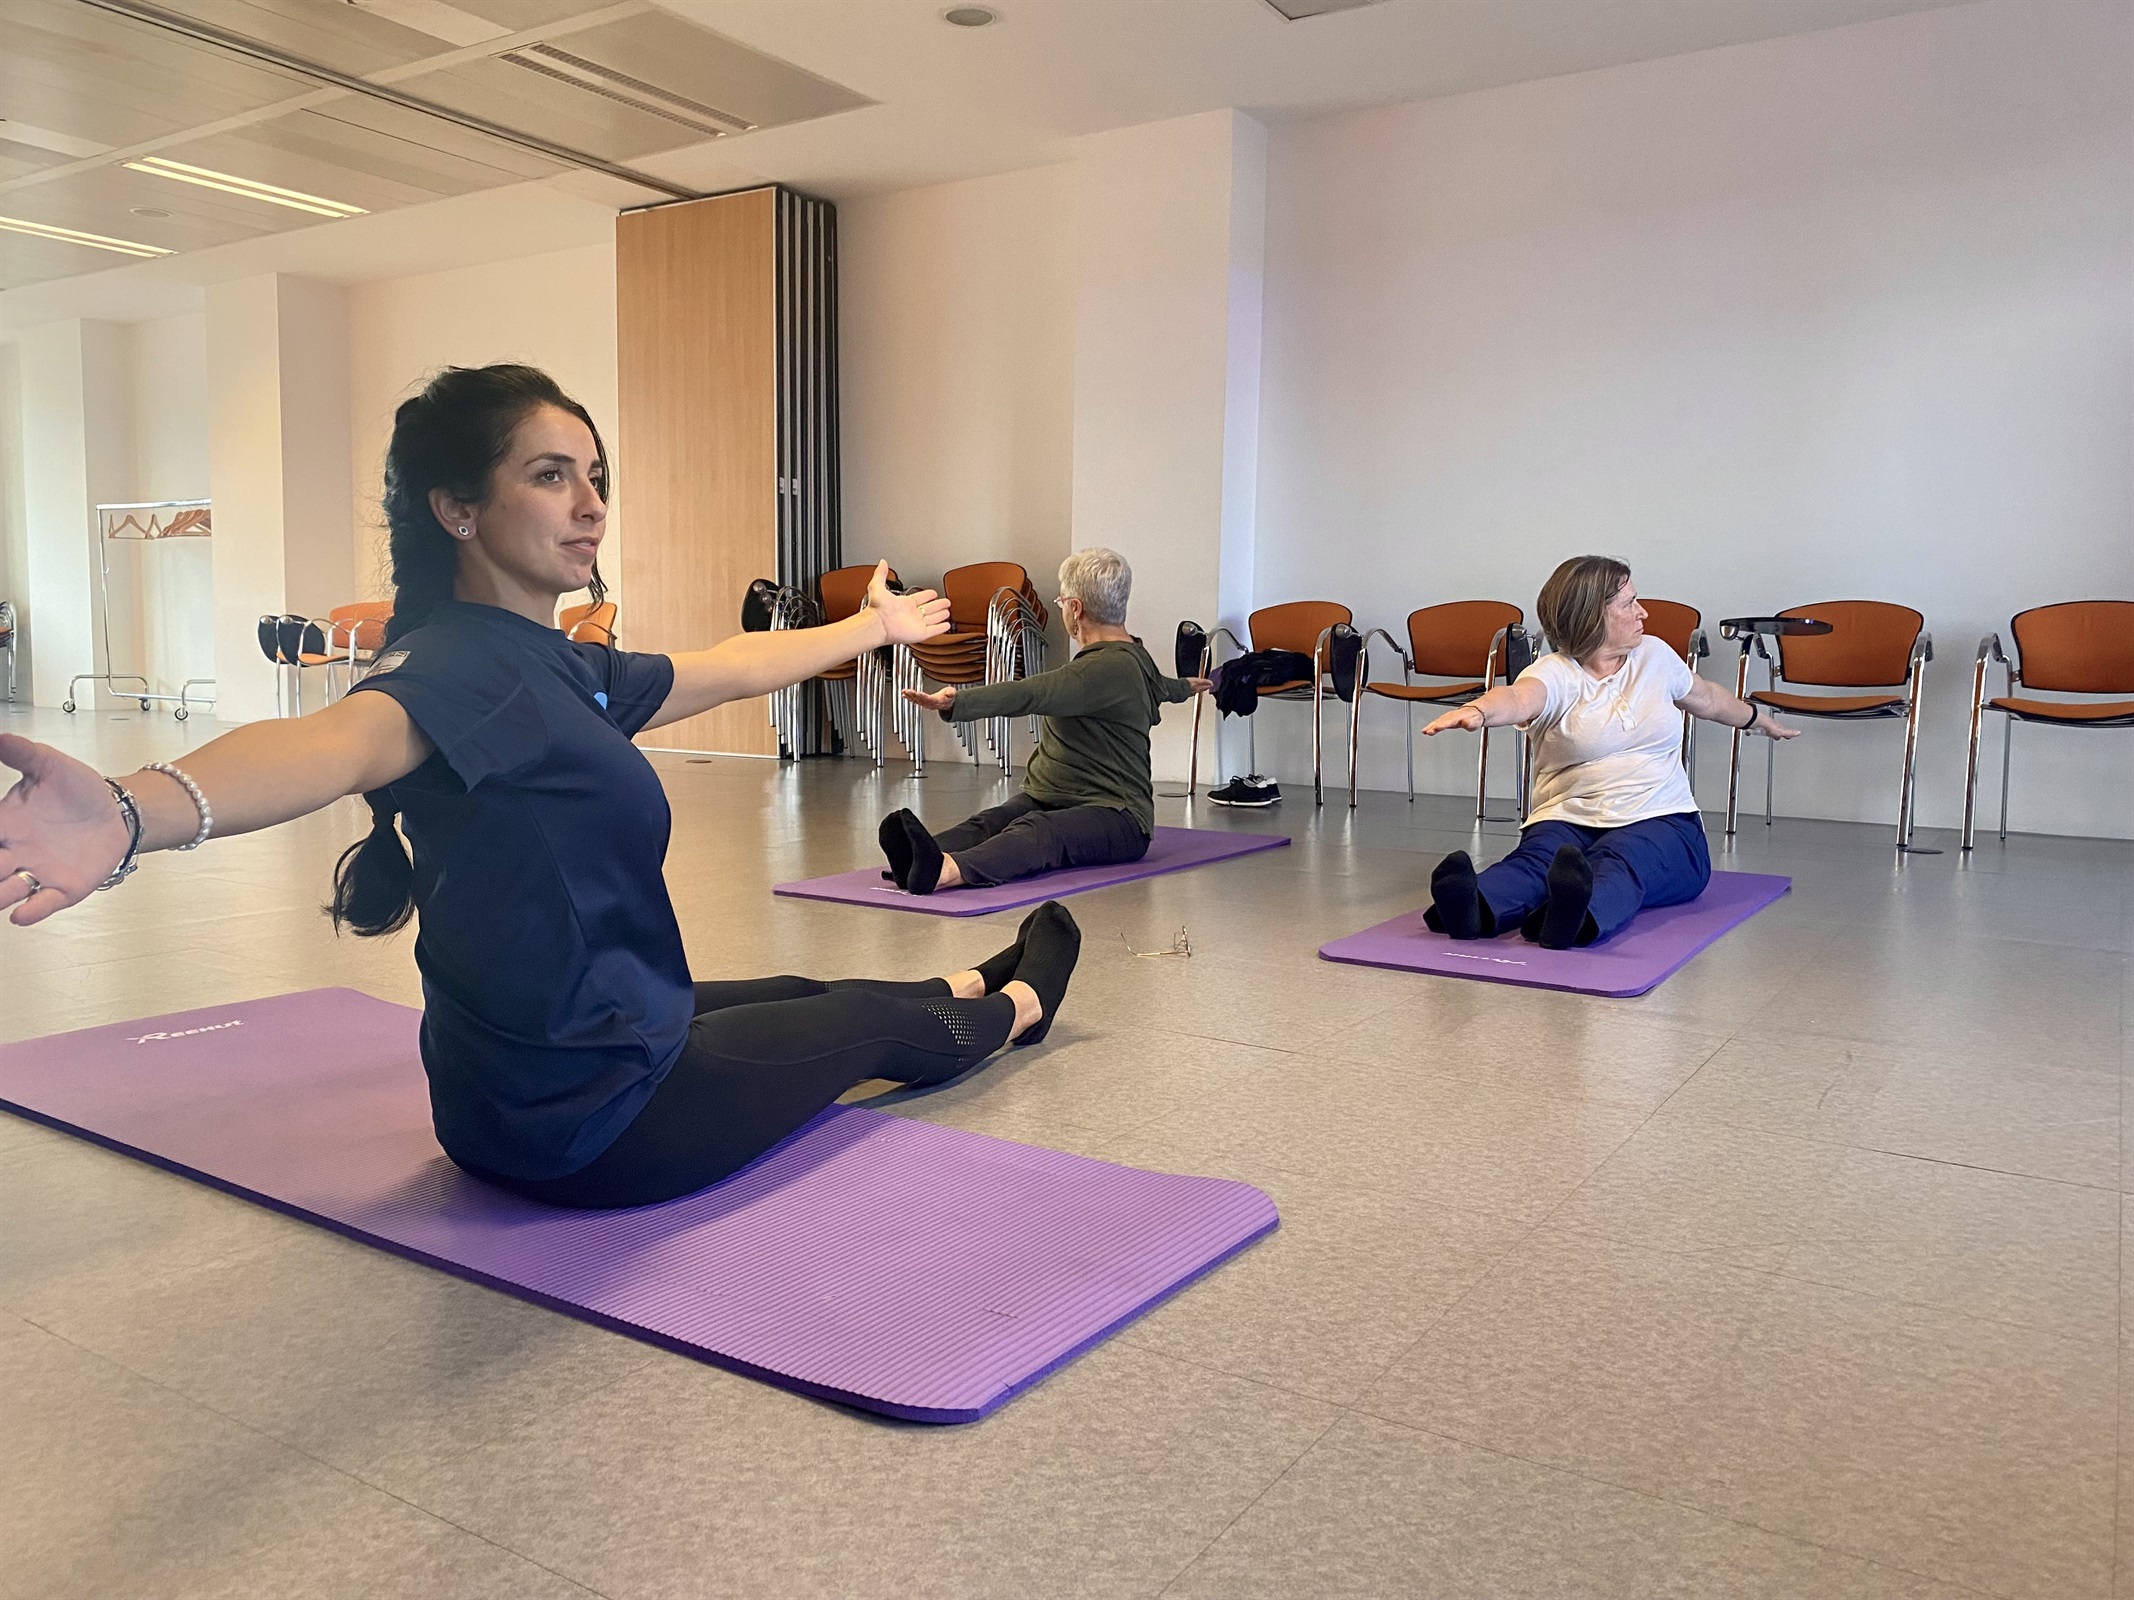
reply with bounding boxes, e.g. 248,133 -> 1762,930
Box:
348,601 -> 689,1181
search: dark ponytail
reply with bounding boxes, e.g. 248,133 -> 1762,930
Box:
330,364 -> 610,936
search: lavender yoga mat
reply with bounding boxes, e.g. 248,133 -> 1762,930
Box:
1319,871 -> 1792,998
0,989 -> 1276,1423
774,825 -> 1291,916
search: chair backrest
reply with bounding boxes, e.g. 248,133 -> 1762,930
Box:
943,562 -> 1034,631
275,615 -> 327,661
257,615 -> 283,665
1638,599 -> 1701,660
1249,601 -> 1352,663
818,564 -> 891,625
0,600 -> 14,643
1405,600 -> 1522,680
1775,600 -> 1924,687
560,600 -> 617,646
2010,600 -> 2134,695
329,601 -> 391,654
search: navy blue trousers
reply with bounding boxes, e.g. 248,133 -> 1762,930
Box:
1473,811 -> 1711,945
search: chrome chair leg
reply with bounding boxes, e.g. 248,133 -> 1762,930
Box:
1404,702 -> 1415,802
1961,654 -> 1987,853
1999,716 -> 2012,841
1723,641 -> 1751,839
1474,721 -> 1490,820
1764,734 -> 1774,827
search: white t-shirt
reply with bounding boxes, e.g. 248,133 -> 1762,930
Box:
1517,636 -> 1698,828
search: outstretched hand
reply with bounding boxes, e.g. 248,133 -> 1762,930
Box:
1421,704 -> 1486,737
0,734 -> 129,927
866,560 -> 951,648
1186,677 -> 1214,695
902,684 -> 957,713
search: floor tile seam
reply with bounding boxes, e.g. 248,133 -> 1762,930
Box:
1150,1407 -> 1351,1600
6,1307 -> 606,1597
1335,1208 -> 1562,1405
1753,1260 -> 2121,1351
1643,1106 -> 2127,1192
1335,1406 -> 2023,1600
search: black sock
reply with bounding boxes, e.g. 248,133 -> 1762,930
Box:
1426,850 -> 1483,939
1007,901 -> 1080,1045
878,810 -> 917,890
1537,843 -> 1595,950
973,907 -> 1039,994
897,811 -> 945,895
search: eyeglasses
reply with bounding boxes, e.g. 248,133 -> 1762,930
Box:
1118,926 -> 1191,960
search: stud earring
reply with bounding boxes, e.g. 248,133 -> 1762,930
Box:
456,526 -> 471,539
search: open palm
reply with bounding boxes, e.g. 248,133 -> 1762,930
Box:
0,734 -> 129,926
865,560 -> 951,647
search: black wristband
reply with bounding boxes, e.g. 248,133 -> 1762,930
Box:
1739,700 -> 1760,732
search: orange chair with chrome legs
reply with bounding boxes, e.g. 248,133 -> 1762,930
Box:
1722,601 -> 1932,850
1343,601 -> 1523,813
1637,599 -> 1709,779
813,564 -> 898,765
1202,601 -> 1353,805
1962,601 -> 2134,852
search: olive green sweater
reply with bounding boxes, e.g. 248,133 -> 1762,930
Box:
947,638 -> 1195,835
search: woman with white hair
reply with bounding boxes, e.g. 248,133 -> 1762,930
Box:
881,547 -> 1210,895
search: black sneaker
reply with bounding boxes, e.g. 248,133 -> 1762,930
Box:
1207,775 -> 1281,807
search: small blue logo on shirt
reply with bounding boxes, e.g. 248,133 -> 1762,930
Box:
594,691 -> 609,709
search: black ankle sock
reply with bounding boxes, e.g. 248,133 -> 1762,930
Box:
1007,901 -> 1080,1045
896,811 -> 944,895
1537,843 -> 1595,950
974,908 -> 1037,994
878,810 -> 917,890
1427,850 -> 1484,939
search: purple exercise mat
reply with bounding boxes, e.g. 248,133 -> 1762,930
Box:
1319,871 -> 1791,998
0,989 -> 1276,1423
774,825 -> 1291,916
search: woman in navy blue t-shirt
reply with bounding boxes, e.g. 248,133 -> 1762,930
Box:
0,365 -> 1082,1208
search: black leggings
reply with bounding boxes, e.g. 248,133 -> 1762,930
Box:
471,977 -> 1017,1210
935,793 -> 1149,887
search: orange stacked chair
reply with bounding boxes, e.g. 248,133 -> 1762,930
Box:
816,564 -> 894,763
1963,601 -> 2134,851
893,562 -> 1048,774
1724,600 -> 1931,847
1345,600 -> 1522,813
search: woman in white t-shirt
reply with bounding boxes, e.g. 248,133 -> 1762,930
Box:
1419,557 -> 1798,948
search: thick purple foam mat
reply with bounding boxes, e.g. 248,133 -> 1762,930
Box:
773,825 -> 1291,916
0,989 -> 1277,1423
1319,871 -> 1792,998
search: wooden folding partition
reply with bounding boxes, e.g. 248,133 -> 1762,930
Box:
617,186 -> 839,755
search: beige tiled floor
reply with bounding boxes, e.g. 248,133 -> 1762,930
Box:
2,699 -> 2129,1599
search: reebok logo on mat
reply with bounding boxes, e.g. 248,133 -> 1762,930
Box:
128,1020 -> 244,1045
1441,952 -> 1529,967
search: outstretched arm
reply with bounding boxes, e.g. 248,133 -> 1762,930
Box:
1421,676 -> 1549,736
646,561 -> 949,732
0,692 -> 431,927
1677,675 -> 1799,740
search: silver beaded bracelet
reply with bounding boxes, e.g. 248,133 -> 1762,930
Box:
144,761 -> 213,850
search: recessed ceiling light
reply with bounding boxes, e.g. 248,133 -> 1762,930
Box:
121,156 -> 367,219
129,206 -> 172,218
0,215 -> 173,258
943,6 -> 997,26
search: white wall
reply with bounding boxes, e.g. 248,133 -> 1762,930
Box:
840,163 -> 1078,764
123,314 -> 213,702
1253,0 -> 2134,837
347,242 -> 620,611
1071,110 -> 1268,784
0,342 -> 25,702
